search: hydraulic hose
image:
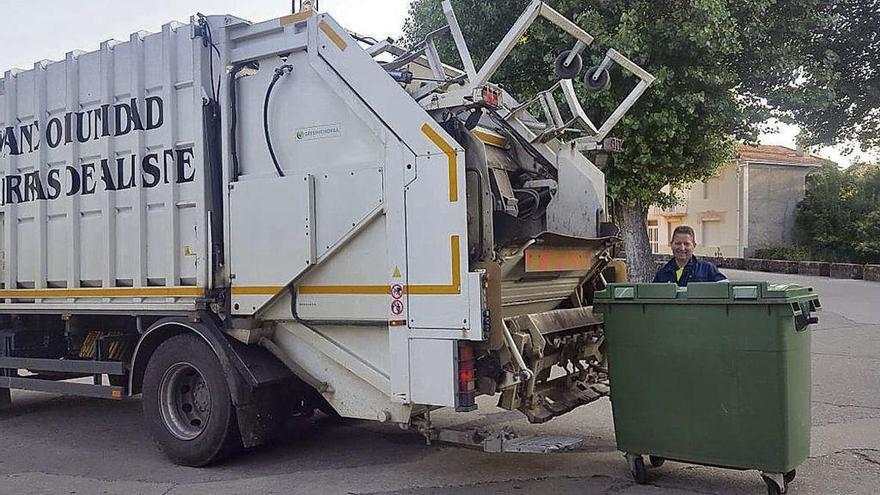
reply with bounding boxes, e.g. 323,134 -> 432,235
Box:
263,64 -> 294,177
229,64 -> 245,180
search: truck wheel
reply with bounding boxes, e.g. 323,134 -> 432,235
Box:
142,333 -> 239,466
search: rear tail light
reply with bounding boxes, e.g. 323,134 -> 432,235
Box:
455,341 -> 477,412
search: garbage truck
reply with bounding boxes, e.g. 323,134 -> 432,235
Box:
0,1 -> 654,465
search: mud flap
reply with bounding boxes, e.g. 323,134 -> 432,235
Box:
234,380 -> 307,449
225,337 -> 307,448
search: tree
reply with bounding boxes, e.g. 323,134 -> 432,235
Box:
795,163 -> 858,262
796,162 -> 880,264
850,164 -> 880,262
765,0 -> 880,150
404,0 -> 825,281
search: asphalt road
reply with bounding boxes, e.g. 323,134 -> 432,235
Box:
1,270 -> 878,495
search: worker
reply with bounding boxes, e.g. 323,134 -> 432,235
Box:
653,225 -> 726,286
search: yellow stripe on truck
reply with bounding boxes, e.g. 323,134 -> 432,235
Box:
298,236 -> 461,296
319,20 -> 348,51
473,129 -> 508,147
0,287 -> 205,299
420,124 -> 459,203
299,285 -> 389,295
280,11 -> 313,25
230,286 -> 286,296
406,235 -> 461,294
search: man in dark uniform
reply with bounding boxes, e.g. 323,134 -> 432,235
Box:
654,225 -> 726,286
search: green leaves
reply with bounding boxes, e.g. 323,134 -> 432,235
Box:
797,162 -> 880,263
855,209 -> 880,259
404,0 -> 872,211
765,0 -> 879,150
405,0 -> 796,205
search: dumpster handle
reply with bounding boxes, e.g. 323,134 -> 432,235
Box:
793,301 -> 819,332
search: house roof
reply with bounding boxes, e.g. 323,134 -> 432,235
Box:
738,144 -> 822,166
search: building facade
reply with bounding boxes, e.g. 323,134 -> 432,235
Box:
648,145 -> 822,257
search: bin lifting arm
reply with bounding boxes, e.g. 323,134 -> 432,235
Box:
368,0 -> 656,151
444,0 -> 656,150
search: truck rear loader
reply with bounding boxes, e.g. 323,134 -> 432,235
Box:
0,1 -> 653,466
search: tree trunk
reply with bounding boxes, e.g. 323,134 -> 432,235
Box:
619,202 -> 657,283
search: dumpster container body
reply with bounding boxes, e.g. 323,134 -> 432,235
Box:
594,282 -> 819,475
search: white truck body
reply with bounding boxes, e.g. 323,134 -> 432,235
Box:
0,1 -> 653,464
0,24 -> 208,311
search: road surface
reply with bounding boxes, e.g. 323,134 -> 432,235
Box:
1,270 -> 878,494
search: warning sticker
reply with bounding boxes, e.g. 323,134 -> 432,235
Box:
391,300 -> 404,315
391,284 -> 404,299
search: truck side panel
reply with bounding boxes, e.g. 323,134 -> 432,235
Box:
0,24 -> 210,311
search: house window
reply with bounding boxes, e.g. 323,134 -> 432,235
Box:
703,180 -> 710,200
647,220 -> 660,254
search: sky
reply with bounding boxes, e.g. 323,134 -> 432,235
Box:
1,0 -> 874,167
757,120 -> 876,168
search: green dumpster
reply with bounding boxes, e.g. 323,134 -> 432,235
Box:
594,282 -> 820,494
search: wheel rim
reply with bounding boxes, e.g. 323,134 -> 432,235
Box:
584,66 -> 610,91
158,362 -> 212,441
554,51 -> 582,79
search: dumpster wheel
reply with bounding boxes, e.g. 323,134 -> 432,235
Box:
625,453 -> 648,484
762,471 -> 794,495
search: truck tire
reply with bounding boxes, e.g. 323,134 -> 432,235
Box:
142,333 -> 240,466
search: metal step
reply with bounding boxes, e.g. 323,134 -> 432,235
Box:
0,357 -> 128,402
434,427 -> 584,453
502,435 -> 584,453
0,357 -> 125,375
0,376 -> 124,399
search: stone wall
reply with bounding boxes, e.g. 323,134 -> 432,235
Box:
649,254 -> 877,281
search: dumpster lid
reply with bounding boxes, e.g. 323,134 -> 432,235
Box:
594,281 -> 818,303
